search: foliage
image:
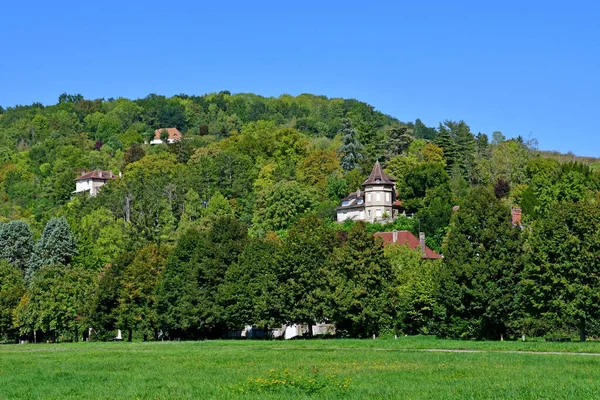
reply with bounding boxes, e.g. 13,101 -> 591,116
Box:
338,118 -> 363,172
2,92 -> 600,341
0,220 -> 34,273
0,260 -> 25,339
251,181 -> 319,235
325,223 -> 393,337
27,217 -> 77,280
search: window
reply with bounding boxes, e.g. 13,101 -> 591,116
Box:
342,201 -> 349,206
368,210 -> 371,217
357,199 -> 363,205
376,193 -> 381,202
385,192 -> 390,202
376,209 -> 382,217
367,193 -> 371,202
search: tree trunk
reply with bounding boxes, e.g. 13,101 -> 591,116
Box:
308,323 -> 314,337
128,329 -> 133,342
580,319 -> 586,342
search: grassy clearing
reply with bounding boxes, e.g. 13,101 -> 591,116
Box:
2,337 -> 600,399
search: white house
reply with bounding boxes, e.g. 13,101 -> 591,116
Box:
336,161 -> 401,223
150,127 -> 182,145
74,169 -> 118,196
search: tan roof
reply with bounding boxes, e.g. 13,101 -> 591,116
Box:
363,161 -> 395,186
154,127 -> 182,140
74,169 -> 118,181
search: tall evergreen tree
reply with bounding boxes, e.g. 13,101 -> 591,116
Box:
27,217 -> 77,280
338,118 -> 364,173
0,220 -> 34,274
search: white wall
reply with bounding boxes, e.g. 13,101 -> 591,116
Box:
336,209 -> 365,222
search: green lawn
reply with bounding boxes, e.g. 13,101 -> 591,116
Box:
2,337 -> 600,399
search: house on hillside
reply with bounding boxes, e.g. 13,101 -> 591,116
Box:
150,127 -> 182,145
336,161 -> 401,223
374,230 -> 442,259
74,169 -> 118,196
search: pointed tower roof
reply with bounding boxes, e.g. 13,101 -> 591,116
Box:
363,161 -> 395,186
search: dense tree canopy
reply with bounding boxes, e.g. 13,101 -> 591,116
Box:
1,91 -> 599,342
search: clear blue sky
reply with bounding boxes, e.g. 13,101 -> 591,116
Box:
2,1 -> 599,156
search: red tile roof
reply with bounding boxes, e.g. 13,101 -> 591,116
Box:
154,127 -> 182,140
74,169 -> 118,181
374,231 -> 442,259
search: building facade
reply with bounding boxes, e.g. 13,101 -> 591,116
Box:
336,161 -> 400,223
150,127 -> 182,145
74,169 -> 118,196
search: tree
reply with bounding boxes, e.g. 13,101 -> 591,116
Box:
177,189 -> 204,234
0,260 -> 25,340
385,245 -> 442,335
27,217 -> 77,280
382,126 -> 413,161
123,143 -> 145,167
325,223 -> 393,337
87,254 -> 131,341
157,217 -> 247,339
160,130 -> 169,143
439,187 -> 523,339
277,216 -> 337,335
251,181 -> 319,234
220,237 -> 282,331
73,208 -> 128,270
494,179 -> 510,199
520,199 -> 600,341
0,220 -> 34,273
117,244 -> 170,341
338,118 -> 364,172
297,149 -> 341,191
14,265 -> 94,342
325,175 -> 348,202
204,191 -> 234,219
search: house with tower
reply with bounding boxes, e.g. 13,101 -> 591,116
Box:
336,161 -> 401,223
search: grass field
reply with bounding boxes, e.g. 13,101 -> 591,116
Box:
2,336 -> 600,399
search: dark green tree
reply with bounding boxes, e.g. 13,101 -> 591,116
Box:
277,216 -> 337,335
338,118 -> 364,173
220,237 -> 282,331
27,217 -> 77,280
325,223 -> 393,337
0,260 -> 25,340
520,199 -> 600,341
439,187 -> 523,339
0,220 -> 34,273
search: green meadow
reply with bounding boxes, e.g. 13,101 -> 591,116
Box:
2,337 -> 600,399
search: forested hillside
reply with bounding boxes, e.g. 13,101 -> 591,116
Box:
1,92 -> 600,343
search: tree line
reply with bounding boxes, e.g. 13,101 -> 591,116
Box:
1,92 -> 600,342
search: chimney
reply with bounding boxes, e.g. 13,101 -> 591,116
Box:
419,232 -> 426,256
392,230 -> 398,243
511,207 -> 522,226
357,188 -> 361,198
